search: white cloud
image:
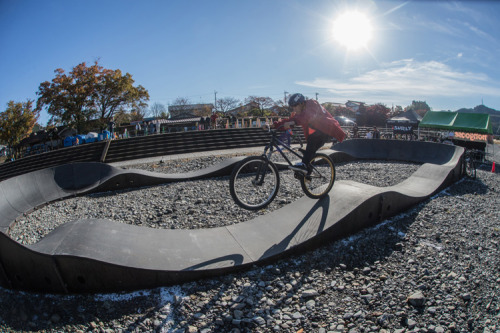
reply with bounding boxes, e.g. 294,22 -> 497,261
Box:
296,59 -> 500,105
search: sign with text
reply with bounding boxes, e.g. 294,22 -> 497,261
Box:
392,125 -> 414,134
453,131 -> 488,142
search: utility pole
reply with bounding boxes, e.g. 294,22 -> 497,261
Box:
284,91 -> 288,104
214,91 -> 217,113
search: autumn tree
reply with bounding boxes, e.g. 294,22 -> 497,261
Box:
357,103 -> 390,126
113,107 -> 132,125
36,61 -> 149,133
130,105 -> 148,122
95,68 -> 149,125
0,100 -> 39,158
368,103 -> 390,126
37,63 -> 99,132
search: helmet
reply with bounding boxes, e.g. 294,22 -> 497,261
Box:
288,93 -> 305,107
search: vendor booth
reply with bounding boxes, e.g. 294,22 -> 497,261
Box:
387,109 -> 422,137
419,111 -> 493,159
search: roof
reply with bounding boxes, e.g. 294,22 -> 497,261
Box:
387,110 -> 422,124
158,117 -> 202,124
419,111 -> 492,134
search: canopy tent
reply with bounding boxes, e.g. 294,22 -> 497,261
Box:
387,109 -> 422,125
419,111 -> 492,134
387,110 -> 422,134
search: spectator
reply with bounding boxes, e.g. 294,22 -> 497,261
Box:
211,113 -> 218,129
108,120 -> 115,134
373,127 -> 380,139
352,123 -> 359,138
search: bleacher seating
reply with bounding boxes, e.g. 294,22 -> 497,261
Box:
0,128 -> 305,181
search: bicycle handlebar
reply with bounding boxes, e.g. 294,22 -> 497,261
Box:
262,123 -> 286,133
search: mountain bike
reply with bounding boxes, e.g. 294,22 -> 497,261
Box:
229,125 -> 336,210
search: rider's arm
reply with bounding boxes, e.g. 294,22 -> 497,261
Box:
283,121 -> 295,129
271,118 -> 290,129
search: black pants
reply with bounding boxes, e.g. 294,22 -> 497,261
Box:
302,131 -> 332,165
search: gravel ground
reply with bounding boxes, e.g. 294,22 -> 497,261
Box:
1,151 -> 499,333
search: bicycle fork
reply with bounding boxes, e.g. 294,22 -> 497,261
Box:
252,149 -> 273,186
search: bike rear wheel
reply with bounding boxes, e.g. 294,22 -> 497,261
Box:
300,153 -> 335,199
230,156 -> 280,210
465,154 -> 476,179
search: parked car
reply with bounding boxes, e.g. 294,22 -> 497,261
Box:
334,116 -> 356,126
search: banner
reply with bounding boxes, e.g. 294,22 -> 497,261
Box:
454,131 -> 488,142
392,125 -> 414,134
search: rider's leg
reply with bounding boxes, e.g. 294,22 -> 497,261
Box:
302,131 -> 331,165
290,131 -> 331,175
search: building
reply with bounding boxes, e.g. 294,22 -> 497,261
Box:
168,104 -> 214,119
345,100 -> 365,112
227,102 -> 260,117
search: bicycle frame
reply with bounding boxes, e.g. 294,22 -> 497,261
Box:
262,127 -> 304,167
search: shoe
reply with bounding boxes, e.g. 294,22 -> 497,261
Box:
289,162 -> 308,174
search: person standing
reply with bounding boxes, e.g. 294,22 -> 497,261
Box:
352,123 -> 359,138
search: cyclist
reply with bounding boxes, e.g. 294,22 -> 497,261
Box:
273,93 -> 346,174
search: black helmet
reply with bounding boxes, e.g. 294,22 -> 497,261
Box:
288,93 -> 305,107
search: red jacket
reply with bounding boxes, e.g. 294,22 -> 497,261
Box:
276,100 -> 346,142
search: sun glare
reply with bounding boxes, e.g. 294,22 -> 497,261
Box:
332,11 -> 373,51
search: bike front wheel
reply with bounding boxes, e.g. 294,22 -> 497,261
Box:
230,156 -> 280,210
300,153 -> 335,199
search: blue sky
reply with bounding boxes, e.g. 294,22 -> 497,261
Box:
1,0 -> 499,126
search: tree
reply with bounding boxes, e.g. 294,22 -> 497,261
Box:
273,100 -> 290,117
0,100 -> 39,158
130,105 -> 148,122
393,105 -> 404,116
357,103 -> 389,126
37,63 -> 99,132
244,96 -> 275,116
216,97 -> 240,114
150,102 -> 167,119
406,100 -> 430,117
172,97 -> 190,107
113,107 -> 132,125
324,104 -> 355,118
36,61 -> 149,133
95,68 -> 149,124
367,103 -> 390,126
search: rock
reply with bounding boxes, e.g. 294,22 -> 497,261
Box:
407,318 -> 417,329
407,291 -> 426,307
301,289 -> 319,298
4,155 -> 500,333
253,316 -> 266,326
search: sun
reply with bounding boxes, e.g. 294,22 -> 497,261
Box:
332,11 -> 373,51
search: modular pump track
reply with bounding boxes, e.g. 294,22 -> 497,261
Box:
0,139 -> 465,293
